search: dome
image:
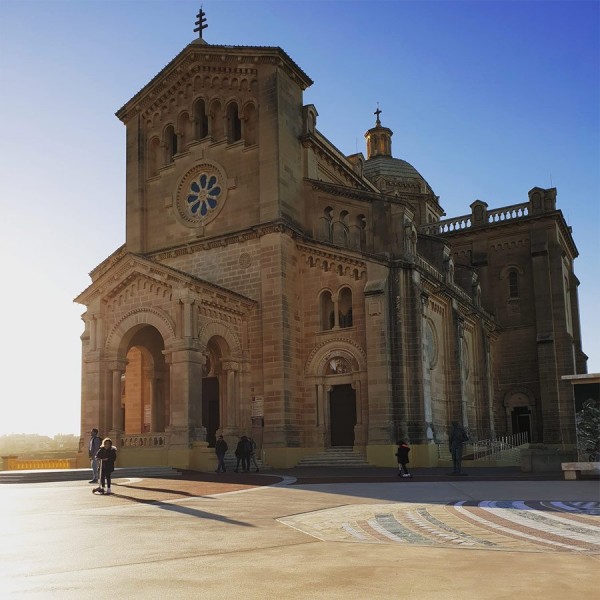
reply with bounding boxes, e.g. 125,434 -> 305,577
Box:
363,109 -> 435,196
363,155 -> 435,196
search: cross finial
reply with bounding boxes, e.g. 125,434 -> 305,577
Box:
374,104 -> 382,126
194,7 -> 208,39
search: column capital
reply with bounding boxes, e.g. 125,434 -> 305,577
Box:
222,360 -> 240,372
107,359 -> 128,372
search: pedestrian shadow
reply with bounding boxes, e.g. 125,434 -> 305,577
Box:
108,490 -> 254,526
114,482 -> 209,499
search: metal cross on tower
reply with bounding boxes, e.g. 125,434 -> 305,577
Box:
194,7 -> 208,39
374,105 -> 382,126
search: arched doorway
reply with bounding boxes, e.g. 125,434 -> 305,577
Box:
202,338 -> 230,447
511,407 -> 531,441
122,326 -> 168,434
504,391 -> 535,442
329,384 -> 356,446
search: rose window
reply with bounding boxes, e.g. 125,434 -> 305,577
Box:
186,173 -> 222,217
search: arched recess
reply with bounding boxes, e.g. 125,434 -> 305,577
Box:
193,97 -> 209,140
503,388 -> 536,442
337,286 -> 353,328
121,327 -> 169,435
163,124 -> 177,163
100,308 -> 176,435
305,338 -> 368,448
106,307 -> 176,357
209,99 -> 224,140
319,289 -> 334,331
500,265 -> 524,299
177,111 -> 192,149
148,136 -> 161,178
197,321 -> 244,444
197,320 -> 242,358
226,100 -> 242,142
305,338 -> 367,377
241,101 -> 257,146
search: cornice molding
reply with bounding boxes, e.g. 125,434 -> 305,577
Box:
117,45 -> 312,122
74,253 -> 255,316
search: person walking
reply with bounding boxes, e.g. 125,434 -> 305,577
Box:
94,438 -> 117,495
449,421 -> 469,475
395,440 -> 412,478
247,437 -> 259,472
234,436 -> 249,472
215,435 -> 228,473
88,428 -> 101,483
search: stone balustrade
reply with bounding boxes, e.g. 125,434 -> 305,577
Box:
1,456 -> 77,470
419,201 -> 531,236
120,434 -> 169,448
486,202 -> 529,223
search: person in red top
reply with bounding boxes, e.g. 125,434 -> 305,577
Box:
395,440 -> 413,478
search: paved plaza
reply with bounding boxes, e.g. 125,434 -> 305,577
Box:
1,469 -> 598,599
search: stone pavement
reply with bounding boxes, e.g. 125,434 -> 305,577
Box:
0,467 -> 598,599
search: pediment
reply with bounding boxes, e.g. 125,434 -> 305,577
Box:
116,44 -> 312,123
74,252 -> 255,315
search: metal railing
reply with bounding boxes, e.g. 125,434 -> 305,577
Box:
472,432 -> 529,461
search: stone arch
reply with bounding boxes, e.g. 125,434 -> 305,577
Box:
423,317 -> 438,369
305,338 -> 367,376
106,307 -> 176,358
503,388 -> 535,408
197,320 -> 242,358
503,388 -> 536,441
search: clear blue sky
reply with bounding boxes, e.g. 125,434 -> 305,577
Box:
1,0 -> 598,436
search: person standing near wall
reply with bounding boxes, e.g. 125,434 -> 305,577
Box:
88,428 -> 101,483
449,421 -> 469,475
215,435 -> 228,473
395,440 -> 413,478
94,438 -> 117,495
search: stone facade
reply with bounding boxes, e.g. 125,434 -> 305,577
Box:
75,37 -> 586,469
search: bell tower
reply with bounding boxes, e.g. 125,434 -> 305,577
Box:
364,106 -> 393,159
115,13 -> 312,255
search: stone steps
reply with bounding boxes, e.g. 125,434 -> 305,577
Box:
0,466 -> 182,484
296,447 -> 372,468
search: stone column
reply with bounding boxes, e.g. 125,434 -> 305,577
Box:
168,346 -> 205,446
484,333 -> 496,440
143,365 -> 154,432
352,378 -> 366,447
457,318 -> 469,431
421,295 -> 434,442
109,360 -> 126,435
222,361 -> 240,431
324,385 -> 333,446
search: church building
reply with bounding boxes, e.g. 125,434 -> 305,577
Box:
75,20 -> 587,469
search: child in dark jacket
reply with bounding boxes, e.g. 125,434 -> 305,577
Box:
395,441 -> 413,478
94,438 -> 117,494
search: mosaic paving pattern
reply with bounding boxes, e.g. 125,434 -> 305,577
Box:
279,501 -> 600,554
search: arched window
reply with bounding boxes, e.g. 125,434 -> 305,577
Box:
164,124 -> 176,163
338,287 -> 353,328
148,136 -> 160,178
193,99 -> 209,140
242,103 -> 257,146
508,270 -> 519,298
177,111 -> 191,149
320,290 -> 335,331
227,102 -> 242,142
350,214 -> 367,250
209,100 -> 224,139
318,207 -> 334,242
